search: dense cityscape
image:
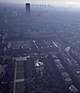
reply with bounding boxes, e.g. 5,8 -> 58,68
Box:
0,3 -> 80,93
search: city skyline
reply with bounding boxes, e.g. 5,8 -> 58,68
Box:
1,0 -> 80,4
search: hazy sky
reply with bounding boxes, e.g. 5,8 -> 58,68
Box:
1,0 -> 80,8
1,0 -> 80,4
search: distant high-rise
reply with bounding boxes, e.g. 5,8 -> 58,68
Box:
26,3 -> 30,15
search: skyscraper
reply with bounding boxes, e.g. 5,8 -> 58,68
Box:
26,3 -> 30,15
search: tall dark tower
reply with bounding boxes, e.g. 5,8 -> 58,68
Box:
26,3 -> 30,15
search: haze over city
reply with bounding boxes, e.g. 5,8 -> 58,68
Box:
1,0 -> 80,93
1,0 -> 80,8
